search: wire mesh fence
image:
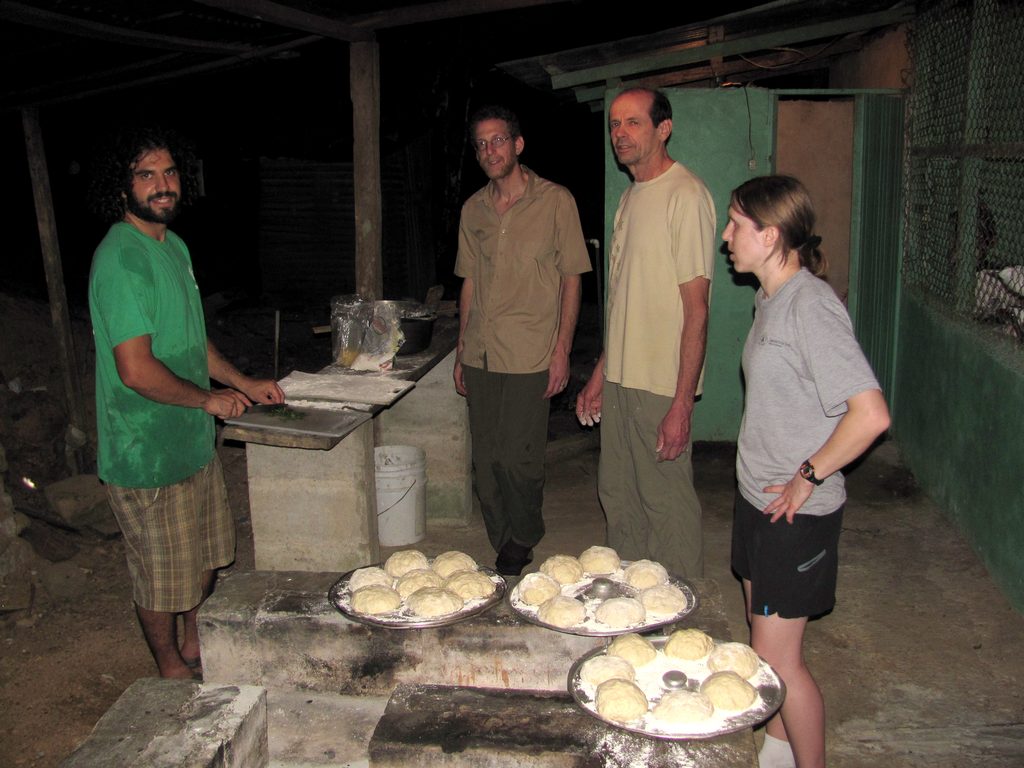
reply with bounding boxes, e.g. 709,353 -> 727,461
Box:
904,0 -> 1024,341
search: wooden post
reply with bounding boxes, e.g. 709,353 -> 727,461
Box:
21,107 -> 87,472
350,40 -> 383,301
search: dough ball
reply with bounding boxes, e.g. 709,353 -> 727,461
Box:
700,671 -> 757,710
607,632 -> 658,667
406,587 -> 464,618
444,569 -> 495,600
594,597 -> 646,628
350,584 -> 401,615
539,554 -> 585,585
537,595 -> 587,628
623,559 -> 669,589
384,549 -> 429,578
639,584 -> 687,616
595,679 -> 649,723
578,545 -> 620,575
580,654 -> 635,687
431,550 -> 477,579
652,690 -> 715,724
664,628 -> 715,661
707,642 -> 761,680
395,568 -> 443,599
348,566 -> 391,592
517,572 -> 562,605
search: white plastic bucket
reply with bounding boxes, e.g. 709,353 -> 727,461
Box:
374,445 -> 426,546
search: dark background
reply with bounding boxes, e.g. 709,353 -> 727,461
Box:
5,5 -> 790,311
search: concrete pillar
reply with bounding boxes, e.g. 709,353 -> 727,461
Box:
247,420 -> 379,572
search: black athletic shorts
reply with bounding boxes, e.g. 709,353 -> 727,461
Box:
731,492 -> 844,620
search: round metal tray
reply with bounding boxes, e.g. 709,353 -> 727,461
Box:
507,561 -> 698,637
568,636 -> 786,740
329,563 -> 507,629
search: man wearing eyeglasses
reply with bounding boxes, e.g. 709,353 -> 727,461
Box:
454,104 -> 592,576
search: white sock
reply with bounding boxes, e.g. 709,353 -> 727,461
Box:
758,733 -> 796,768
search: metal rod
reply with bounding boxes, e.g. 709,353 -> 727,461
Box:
274,309 -> 281,380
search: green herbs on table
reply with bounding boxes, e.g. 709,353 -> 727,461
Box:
263,404 -> 306,421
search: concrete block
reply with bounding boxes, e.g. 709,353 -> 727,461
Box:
201,570 -> 603,693
267,689 -> 389,766
247,421 -> 379,572
201,572 -> 734,697
60,679 -> 268,768
368,684 -> 757,767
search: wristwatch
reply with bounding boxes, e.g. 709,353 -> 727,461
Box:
799,459 -> 825,486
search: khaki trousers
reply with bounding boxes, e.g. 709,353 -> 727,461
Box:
598,381 -> 704,578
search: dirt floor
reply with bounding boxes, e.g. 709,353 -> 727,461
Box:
0,293 -> 316,768
0,291 -> 588,768
3,292 -> 1024,767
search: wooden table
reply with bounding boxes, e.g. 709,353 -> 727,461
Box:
221,318 -> 470,572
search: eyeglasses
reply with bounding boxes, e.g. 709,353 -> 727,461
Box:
473,135 -> 512,152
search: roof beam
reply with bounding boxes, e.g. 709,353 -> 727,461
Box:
0,0 -> 254,54
569,35 -> 867,104
3,34 -> 321,110
195,0 -> 573,39
349,0 -> 570,31
550,6 -> 915,89
192,0 -> 371,41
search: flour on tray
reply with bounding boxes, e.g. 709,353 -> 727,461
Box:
335,557 -> 505,627
509,564 -> 692,635
572,642 -> 782,739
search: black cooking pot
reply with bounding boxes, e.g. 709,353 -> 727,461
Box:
374,300 -> 437,355
397,314 -> 436,355
397,315 -> 434,358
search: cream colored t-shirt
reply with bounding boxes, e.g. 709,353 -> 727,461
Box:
604,162 -> 716,397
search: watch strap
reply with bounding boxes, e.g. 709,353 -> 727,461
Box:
799,459 -> 825,486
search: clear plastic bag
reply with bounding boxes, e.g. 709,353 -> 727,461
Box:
329,296 -> 405,370
358,301 -> 404,368
330,295 -> 370,367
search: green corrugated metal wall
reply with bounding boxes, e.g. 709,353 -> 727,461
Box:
848,93 -> 905,407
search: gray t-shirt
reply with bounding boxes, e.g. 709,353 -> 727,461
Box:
736,269 -> 881,516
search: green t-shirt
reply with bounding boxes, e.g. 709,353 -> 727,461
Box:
88,222 -> 214,487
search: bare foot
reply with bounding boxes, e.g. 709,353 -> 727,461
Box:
179,646 -> 201,668
159,661 -> 198,680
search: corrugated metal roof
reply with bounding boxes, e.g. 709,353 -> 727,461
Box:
497,0 -> 914,108
0,0 -> 910,111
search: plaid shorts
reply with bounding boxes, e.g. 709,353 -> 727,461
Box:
106,454 -> 235,612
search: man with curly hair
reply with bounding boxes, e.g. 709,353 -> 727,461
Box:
87,126 -> 283,678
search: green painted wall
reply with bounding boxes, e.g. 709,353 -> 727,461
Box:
895,291 -> 1024,611
603,87 -> 775,440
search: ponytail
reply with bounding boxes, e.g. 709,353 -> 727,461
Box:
797,234 -> 827,277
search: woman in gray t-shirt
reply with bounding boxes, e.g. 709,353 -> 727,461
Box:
722,176 -> 890,768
